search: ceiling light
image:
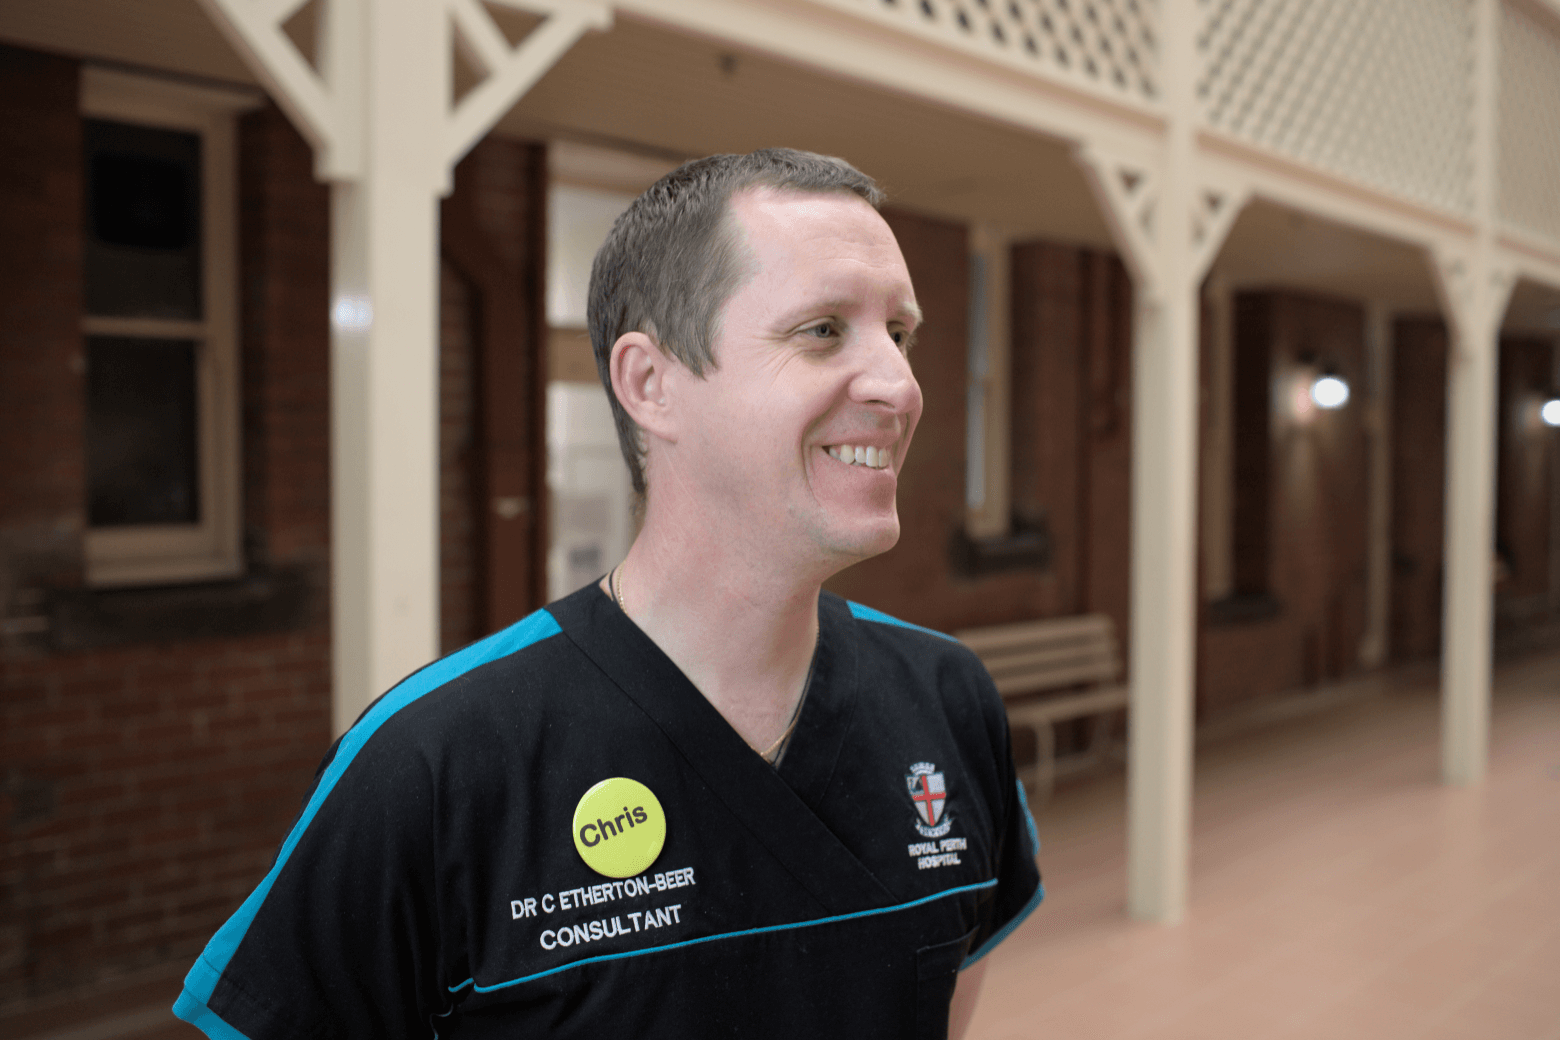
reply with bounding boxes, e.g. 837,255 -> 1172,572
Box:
1310,374 -> 1350,410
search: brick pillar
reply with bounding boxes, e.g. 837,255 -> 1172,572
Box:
0,46 -> 86,610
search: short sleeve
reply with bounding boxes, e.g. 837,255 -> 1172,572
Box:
964,671 -> 1043,966
174,725 -> 452,1040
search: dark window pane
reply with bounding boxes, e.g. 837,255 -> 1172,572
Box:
83,119 -> 202,319
86,337 -> 200,527
92,153 -> 193,249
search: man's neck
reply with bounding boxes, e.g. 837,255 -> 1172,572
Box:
605,517 -> 826,757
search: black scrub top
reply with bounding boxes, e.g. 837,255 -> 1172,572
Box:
174,585 -> 1043,1040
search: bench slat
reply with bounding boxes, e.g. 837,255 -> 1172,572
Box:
955,614 -> 1114,655
1005,686 -> 1128,725
982,643 -> 1119,680
989,661 -> 1118,696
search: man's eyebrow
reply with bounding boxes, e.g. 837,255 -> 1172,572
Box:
774,298 -> 923,327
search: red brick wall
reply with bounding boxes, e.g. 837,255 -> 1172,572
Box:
0,95 -> 335,1012
440,261 -> 481,653
0,46 -> 86,606
1079,252 -> 1135,656
1011,242 -> 1085,612
0,86 -> 550,1013
1200,290 -> 1370,713
238,105 -> 332,572
1391,317 -> 1448,661
441,138 -> 549,632
1496,337 -> 1554,619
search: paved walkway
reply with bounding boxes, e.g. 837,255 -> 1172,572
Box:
969,651 -> 1560,1040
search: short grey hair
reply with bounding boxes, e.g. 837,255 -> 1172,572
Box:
586,148 -> 885,495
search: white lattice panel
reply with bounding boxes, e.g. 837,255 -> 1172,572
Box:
1198,0 -> 1476,217
817,0 -> 1160,104
1498,1 -> 1560,245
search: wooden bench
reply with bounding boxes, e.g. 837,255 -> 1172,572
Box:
954,614 -> 1128,802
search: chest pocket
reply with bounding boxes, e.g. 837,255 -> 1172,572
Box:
914,925 -> 979,1040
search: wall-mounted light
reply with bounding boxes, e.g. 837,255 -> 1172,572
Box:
1310,373 -> 1351,410
1542,397 -> 1560,427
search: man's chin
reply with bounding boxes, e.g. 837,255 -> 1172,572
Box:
819,518 -> 901,570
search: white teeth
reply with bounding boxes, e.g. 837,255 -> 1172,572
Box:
827,444 -> 891,470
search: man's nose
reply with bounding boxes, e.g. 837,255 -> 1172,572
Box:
852,329 -> 922,416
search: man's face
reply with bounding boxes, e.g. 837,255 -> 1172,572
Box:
668,188 -> 923,574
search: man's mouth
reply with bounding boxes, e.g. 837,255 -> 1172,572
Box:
825,444 -> 893,470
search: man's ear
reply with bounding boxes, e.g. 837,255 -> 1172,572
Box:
610,331 -> 678,443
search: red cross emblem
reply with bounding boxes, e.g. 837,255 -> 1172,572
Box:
907,768 -> 947,827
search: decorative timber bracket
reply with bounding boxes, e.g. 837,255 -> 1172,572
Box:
1428,246 -> 1518,351
194,0 -> 611,189
1072,140 -> 1250,301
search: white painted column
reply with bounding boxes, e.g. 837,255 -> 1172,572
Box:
197,0 -> 608,734
1124,0 -> 1201,925
327,0 -> 447,733
1360,303 -> 1394,669
1437,0 -> 1511,786
1071,0 -> 1229,925
1439,287 -> 1502,785
1126,276 -> 1200,922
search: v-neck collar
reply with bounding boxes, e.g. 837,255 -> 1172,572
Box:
546,585 -> 892,913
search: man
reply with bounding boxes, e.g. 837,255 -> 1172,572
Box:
174,149 -> 1041,1040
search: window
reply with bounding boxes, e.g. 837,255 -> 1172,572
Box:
965,226 -> 1011,539
80,68 -> 256,586
542,142 -> 675,601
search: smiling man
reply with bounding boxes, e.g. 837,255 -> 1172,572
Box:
173,149 -> 1041,1040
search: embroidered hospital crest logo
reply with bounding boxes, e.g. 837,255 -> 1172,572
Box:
907,762 -> 953,838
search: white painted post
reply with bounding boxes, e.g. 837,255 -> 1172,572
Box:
1436,0 -> 1513,786
1125,278 -> 1199,923
195,0 -> 609,733
321,0 -> 448,732
1436,261 -> 1505,785
1071,0 -> 1242,925
1122,0 -> 1199,925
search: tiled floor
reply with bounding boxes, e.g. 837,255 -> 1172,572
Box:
967,652 -> 1560,1040
9,653 -> 1556,1040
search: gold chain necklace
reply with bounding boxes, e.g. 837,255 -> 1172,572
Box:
609,563 -> 800,763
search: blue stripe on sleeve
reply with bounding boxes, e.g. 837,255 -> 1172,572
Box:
173,608 -> 564,1037
846,601 -> 960,642
963,779 -> 1045,968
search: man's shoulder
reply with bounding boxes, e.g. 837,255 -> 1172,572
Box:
836,597 -> 960,644
344,604 -> 582,748
827,594 -> 986,677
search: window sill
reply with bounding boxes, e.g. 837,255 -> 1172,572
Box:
1205,592 -> 1283,627
44,567 -> 316,651
950,516 -> 1051,578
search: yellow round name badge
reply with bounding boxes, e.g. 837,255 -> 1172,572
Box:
572,777 -> 666,878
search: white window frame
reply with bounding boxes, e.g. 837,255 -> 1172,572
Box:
80,67 -> 260,587
965,225 -> 1013,539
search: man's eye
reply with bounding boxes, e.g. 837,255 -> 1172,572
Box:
806,322 -> 837,339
